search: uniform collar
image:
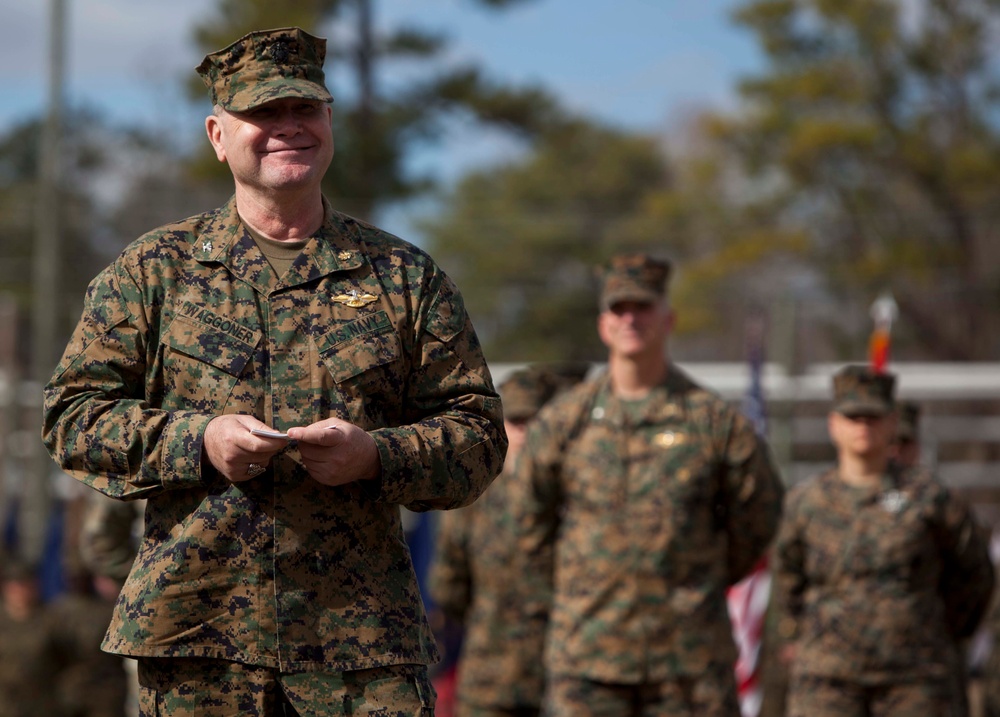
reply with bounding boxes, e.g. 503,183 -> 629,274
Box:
194,196 -> 367,290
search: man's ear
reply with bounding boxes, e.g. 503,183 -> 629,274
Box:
205,114 -> 227,163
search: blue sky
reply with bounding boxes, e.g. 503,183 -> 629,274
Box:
0,1 -> 759,141
0,0 -> 761,230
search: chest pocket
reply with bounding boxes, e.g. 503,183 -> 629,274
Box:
317,311 -> 402,425
160,312 -> 259,412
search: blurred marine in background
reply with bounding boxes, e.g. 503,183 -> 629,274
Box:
775,366 -> 994,717
510,253 -> 785,717
430,363 -> 587,717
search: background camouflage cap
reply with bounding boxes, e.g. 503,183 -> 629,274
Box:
599,253 -> 672,310
197,27 -> 334,112
895,400 -> 921,441
832,365 -> 896,416
501,364 -> 587,421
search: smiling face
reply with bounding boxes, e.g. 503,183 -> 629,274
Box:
205,97 -> 334,196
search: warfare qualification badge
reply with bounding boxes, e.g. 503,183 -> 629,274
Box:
879,490 -> 907,514
332,289 -> 378,308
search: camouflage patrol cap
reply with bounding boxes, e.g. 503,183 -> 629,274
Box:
600,253 -> 672,310
896,400 -> 921,442
500,366 -> 567,422
196,27 -> 334,112
832,365 -> 896,417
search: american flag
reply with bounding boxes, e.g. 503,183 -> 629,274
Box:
729,311 -> 771,717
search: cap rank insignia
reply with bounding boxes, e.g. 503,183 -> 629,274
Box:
333,289 -> 378,308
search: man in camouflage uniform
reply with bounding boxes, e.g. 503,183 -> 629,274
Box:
48,566 -> 131,717
510,254 -> 785,717
0,559 -> 67,717
41,26 -> 506,717
430,364 -> 586,717
774,366 -> 994,717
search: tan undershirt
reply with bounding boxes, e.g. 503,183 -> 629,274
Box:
243,223 -> 309,278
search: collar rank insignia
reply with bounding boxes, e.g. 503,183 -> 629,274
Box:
338,250 -> 353,261
333,289 -> 378,308
880,490 -> 907,514
654,431 -> 678,448
202,241 -> 212,252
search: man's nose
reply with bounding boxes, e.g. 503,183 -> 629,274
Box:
273,109 -> 302,133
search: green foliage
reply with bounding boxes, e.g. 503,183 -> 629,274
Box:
421,122 -> 666,361
720,0 -> 1000,360
0,111 -> 124,333
421,118 -> 803,362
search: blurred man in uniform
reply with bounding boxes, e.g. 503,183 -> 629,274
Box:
41,26 -> 506,717
430,364 -> 586,717
49,564 -> 130,717
775,365 -> 994,717
78,491 -> 146,717
511,253 -> 785,717
892,399 -> 921,470
0,559 -> 65,717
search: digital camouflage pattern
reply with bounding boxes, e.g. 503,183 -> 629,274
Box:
831,365 -> 895,416
774,464 -> 994,684
598,253 -> 671,310
196,27 -> 334,112
137,658 -> 434,716
41,195 -> 507,673
545,663 -> 741,717
511,366 -> 784,685
430,366 -> 576,715
430,463 -> 548,714
788,673 -> 954,717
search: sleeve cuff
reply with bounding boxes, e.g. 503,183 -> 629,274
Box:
158,412 -> 215,490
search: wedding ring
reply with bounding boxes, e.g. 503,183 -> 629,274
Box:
246,462 -> 266,477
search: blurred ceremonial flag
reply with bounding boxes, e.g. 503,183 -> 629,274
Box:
868,292 -> 898,373
730,556 -> 771,717
729,311 -> 770,717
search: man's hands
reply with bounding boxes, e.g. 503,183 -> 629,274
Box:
287,419 -> 382,487
203,414 -> 288,483
203,415 -> 382,487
